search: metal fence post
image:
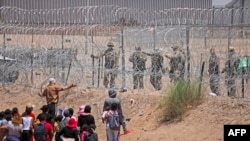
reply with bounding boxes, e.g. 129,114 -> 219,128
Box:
186,26 -> 190,82
91,29 -> 95,87
120,23 -> 127,92
3,30 -> 6,61
61,30 -> 65,84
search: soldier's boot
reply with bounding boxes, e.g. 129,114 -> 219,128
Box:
155,80 -> 162,90
134,80 -> 138,89
155,85 -> 161,90
215,86 -> 220,96
138,82 -> 144,89
227,80 -> 236,97
231,87 -> 236,98
150,76 -> 156,89
133,82 -> 138,89
139,76 -> 144,89
139,85 -> 144,89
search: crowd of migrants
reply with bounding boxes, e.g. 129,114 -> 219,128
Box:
0,77 -> 130,141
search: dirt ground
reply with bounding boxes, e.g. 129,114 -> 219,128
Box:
1,85 -> 250,141
1,33 -> 250,141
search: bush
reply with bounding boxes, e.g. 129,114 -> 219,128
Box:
160,80 -> 204,121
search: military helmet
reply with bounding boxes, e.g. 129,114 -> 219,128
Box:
179,47 -> 185,53
107,42 -> 114,47
229,46 -> 234,51
171,45 -> 179,50
135,46 -> 141,51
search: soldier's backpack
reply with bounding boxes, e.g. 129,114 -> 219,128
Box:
134,53 -> 146,71
108,112 -> 120,130
34,122 -> 46,141
105,50 -> 118,69
81,130 -> 98,141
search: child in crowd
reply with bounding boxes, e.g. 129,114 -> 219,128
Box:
68,108 -> 77,120
80,124 -> 89,141
54,115 -> 63,141
77,105 -> 89,116
11,107 -> 20,117
81,124 -> 98,141
102,106 -> 110,123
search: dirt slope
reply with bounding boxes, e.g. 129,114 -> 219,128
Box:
1,87 -> 250,141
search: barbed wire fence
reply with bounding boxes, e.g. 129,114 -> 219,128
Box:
0,6 -> 250,102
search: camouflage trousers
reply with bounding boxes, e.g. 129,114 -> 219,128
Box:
226,78 -> 236,97
104,69 -> 117,88
133,71 -> 144,89
169,71 -> 182,83
209,74 -> 220,95
180,69 -> 185,80
150,72 -> 162,90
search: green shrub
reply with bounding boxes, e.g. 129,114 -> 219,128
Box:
160,80 -> 204,121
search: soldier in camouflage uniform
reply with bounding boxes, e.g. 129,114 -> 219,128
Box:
222,46 -> 240,97
129,46 -> 147,89
208,48 -> 220,95
165,46 -> 182,82
91,42 -> 119,88
144,48 -> 164,90
179,48 -> 186,80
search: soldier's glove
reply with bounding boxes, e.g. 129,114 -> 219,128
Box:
221,69 -> 225,73
38,92 -> 42,97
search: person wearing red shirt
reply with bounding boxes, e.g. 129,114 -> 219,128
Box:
38,114 -> 54,141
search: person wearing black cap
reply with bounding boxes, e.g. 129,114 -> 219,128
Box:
37,105 -> 53,124
103,89 -> 130,136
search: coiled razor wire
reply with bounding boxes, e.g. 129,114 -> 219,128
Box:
1,7 -> 250,26
0,6 -> 249,102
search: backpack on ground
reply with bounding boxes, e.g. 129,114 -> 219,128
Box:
81,130 -> 98,141
108,112 -> 120,130
34,122 -> 46,141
